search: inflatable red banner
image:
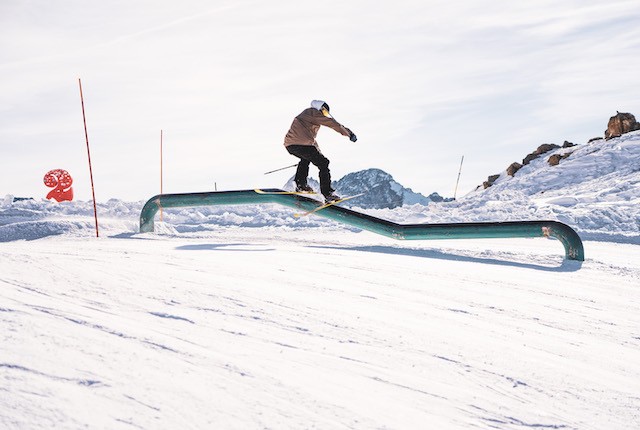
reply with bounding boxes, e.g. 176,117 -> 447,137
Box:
44,169 -> 74,202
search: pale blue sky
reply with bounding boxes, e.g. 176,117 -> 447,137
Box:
1,0 -> 639,201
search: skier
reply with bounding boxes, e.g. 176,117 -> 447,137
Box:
284,100 -> 357,202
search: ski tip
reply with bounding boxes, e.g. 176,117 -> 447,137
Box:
255,189 -> 319,196
292,192 -> 365,217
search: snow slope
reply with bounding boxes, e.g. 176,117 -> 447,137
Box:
1,132 -> 640,429
2,230 -> 639,429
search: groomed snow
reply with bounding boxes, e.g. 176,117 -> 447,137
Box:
1,132 -> 639,429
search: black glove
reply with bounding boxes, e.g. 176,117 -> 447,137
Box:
349,132 -> 357,142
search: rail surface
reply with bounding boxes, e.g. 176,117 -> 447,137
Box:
139,189 -> 585,261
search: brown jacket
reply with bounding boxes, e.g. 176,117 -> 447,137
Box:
284,108 -> 351,148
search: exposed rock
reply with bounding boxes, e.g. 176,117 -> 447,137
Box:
522,144 -> 560,165
506,162 -> 522,176
605,111 -> 640,140
548,152 -> 572,166
427,192 -> 454,203
562,140 -> 575,148
588,137 -> 603,143
537,143 -> 560,153
549,154 -> 561,166
483,174 -> 500,189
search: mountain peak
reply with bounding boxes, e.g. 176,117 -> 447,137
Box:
285,168 -> 445,209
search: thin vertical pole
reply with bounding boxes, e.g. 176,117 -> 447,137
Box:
78,78 -> 99,237
160,130 -> 164,222
453,155 -> 464,200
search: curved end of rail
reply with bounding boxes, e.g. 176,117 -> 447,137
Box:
140,194 -> 162,233
542,220 -> 585,261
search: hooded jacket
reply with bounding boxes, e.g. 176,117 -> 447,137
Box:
284,101 -> 351,148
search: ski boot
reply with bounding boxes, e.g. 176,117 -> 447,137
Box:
323,192 -> 342,203
295,184 -> 314,193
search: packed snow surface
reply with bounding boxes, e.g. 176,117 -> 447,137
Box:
1,132 -> 639,429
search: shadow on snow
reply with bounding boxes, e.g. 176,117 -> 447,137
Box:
306,245 -> 583,273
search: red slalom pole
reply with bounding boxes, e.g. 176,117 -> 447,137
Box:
78,78 -> 99,237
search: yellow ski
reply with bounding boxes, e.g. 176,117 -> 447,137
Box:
293,193 -> 365,218
254,189 -> 316,195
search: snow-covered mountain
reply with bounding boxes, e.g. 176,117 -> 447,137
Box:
284,168 -> 443,208
460,130 -> 640,240
334,168 -> 442,209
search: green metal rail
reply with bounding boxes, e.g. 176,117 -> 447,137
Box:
139,189 -> 585,261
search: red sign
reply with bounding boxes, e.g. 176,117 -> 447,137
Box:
44,169 -> 74,202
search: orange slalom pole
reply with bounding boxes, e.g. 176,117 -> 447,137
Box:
78,78 -> 99,237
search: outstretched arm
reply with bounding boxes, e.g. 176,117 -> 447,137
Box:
314,113 -> 356,141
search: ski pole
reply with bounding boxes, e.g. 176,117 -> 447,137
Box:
264,163 -> 298,175
453,155 -> 464,200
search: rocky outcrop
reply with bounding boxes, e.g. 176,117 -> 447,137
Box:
483,174 -> 500,189
477,112 -> 639,192
605,112 -> 640,140
547,142 -> 576,166
522,144 -> 560,165
548,153 -> 571,166
506,162 -> 522,177
481,142 -> 569,189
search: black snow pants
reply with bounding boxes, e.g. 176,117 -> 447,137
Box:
286,145 -> 333,196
